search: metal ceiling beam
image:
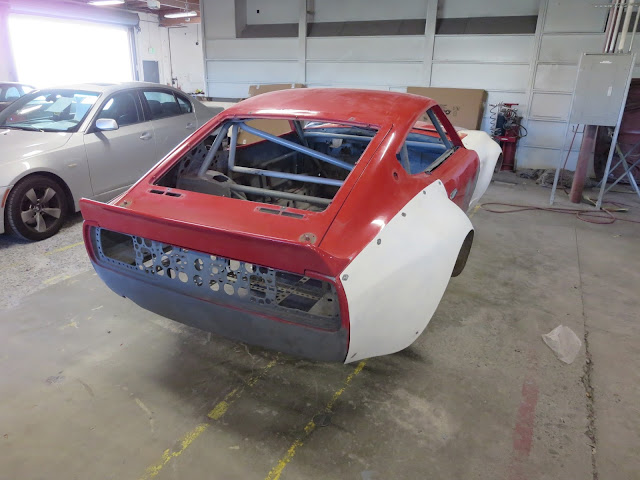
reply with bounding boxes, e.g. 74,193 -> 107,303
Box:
136,0 -> 199,11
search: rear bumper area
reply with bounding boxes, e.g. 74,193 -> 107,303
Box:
88,227 -> 348,362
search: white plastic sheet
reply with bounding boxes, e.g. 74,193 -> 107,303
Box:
542,325 -> 582,364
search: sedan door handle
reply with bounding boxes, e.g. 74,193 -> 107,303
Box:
186,122 -> 195,130
139,132 -> 153,140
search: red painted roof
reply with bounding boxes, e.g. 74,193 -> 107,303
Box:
221,88 -> 437,128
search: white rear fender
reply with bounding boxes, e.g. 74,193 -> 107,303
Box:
459,130 -> 501,210
341,180 -> 473,363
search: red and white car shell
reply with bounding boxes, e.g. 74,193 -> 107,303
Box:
80,89 -> 500,363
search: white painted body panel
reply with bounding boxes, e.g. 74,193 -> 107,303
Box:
342,181 -> 473,363
458,130 -> 502,210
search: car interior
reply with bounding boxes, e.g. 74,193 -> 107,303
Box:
97,94 -> 140,127
156,119 -> 375,212
155,115 -> 452,212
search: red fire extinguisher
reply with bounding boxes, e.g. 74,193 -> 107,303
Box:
491,103 -> 527,171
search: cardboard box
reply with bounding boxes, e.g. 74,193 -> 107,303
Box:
407,87 -> 488,130
248,83 -> 304,97
237,84 -> 306,145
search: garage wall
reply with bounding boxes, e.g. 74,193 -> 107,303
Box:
517,0 -> 608,169
136,13 -> 173,86
438,0 -> 539,18
202,0 -> 614,170
135,13 -> 205,93
0,6 -> 18,81
246,0 -> 299,24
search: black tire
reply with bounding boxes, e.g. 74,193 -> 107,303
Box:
6,175 -> 68,241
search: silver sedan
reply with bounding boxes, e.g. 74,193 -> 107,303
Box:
0,82 -> 219,240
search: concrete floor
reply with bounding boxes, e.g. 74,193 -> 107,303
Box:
1,176 -> 639,480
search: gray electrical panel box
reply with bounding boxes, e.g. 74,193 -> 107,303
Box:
569,53 -> 635,126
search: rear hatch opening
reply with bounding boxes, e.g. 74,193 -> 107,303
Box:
154,118 -> 379,212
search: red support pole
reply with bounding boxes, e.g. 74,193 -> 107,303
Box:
570,124 -> 598,203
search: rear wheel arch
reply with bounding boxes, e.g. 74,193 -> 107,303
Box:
451,229 -> 474,277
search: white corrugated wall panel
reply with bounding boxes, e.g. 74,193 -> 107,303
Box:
517,146 -> 579,170
306,84 -> 392,91
431,63 -> 530,90
205,38 -> 299,60
207,82 -> 254,98
433,35 -> 534,63
312,0 -> 427,22
245,0 -> 299,24
544,0 -> 608,33
520,121 -> 583,150
202,0 -> 236,39
534,64 -> 577,92
439,0 -> 540,18
207,60 -> 299,83
486,91 -> 530,111
306,36 -> 425,62
530,93 -> 572,120
306,61 -> 423,86
538,34 -> 606,63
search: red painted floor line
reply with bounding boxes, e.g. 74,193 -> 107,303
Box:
513,377 -> 539,456
508,353 -> 540,480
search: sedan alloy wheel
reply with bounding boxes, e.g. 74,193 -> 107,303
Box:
7,175 -> 68,241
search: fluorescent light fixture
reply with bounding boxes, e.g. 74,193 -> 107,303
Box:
164,10 -> 198,18
88,0 -> 125,5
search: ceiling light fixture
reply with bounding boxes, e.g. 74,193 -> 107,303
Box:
88,0 -> 125,5
164,10 -> 198,18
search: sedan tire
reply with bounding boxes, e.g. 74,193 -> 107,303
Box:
6,175 -> 68,241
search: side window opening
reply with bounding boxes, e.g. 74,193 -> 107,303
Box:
176,94 -> 193,114
5,86 -> 20,101
143,90 -> 182,119
396,108 -> 454,174
97,92 -> 140,127
155,118 -> 378,212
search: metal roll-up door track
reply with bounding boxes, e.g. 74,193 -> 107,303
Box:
3,0 -> 139,26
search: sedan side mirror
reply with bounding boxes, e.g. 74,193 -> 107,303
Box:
96,118 -> 119,131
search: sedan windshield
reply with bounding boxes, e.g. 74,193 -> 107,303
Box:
0,89 -> 100,132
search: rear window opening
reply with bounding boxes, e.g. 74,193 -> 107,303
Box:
155,118 -> 379,212
396,108 -> 455,175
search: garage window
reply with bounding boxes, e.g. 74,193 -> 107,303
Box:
8,14 -> 134,87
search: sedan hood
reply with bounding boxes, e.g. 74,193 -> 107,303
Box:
0,129 -> 73,166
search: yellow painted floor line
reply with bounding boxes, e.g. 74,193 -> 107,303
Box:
42,273 -> 72,285
45,241 -> 84,255
139,356 -> 279,480
469,204 -> 481,219
264,361 -> 366,480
